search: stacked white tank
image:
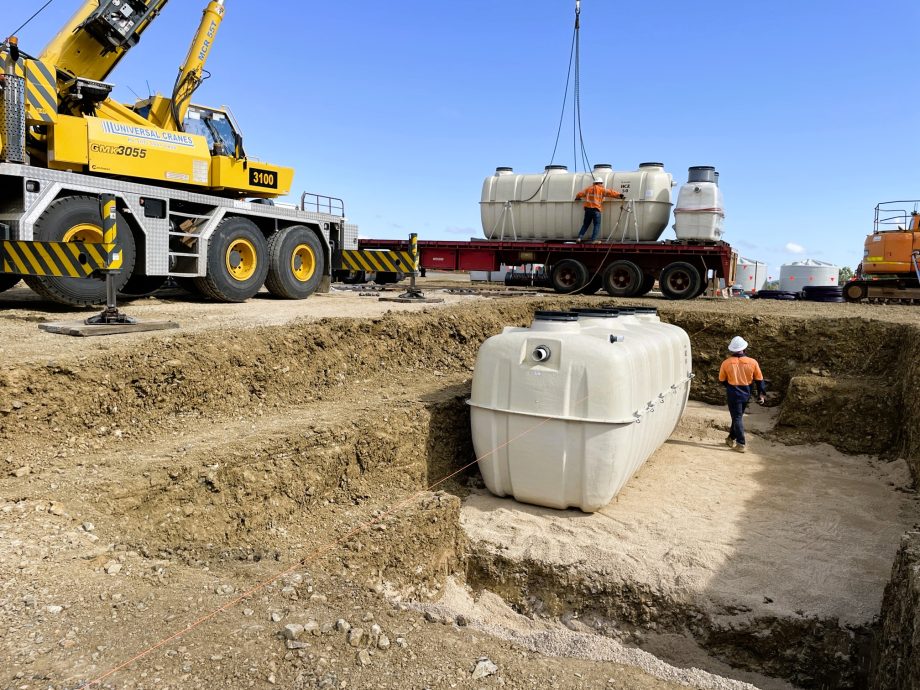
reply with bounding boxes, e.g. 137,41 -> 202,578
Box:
673,166 -> 725,242
735,257 -> 769,293
779,259 -> 839,290
468,309 -> 692,512
479,163 -> 674,242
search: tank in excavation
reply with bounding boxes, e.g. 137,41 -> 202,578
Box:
673,166 -> 725,242
468,309 -> 692,512
480,163 -> 674,242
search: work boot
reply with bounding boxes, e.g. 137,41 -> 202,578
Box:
576,236 -> 584,244
725,436 -> 735,448
733,444 -> 747,453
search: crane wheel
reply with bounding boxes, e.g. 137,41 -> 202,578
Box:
603,260 -> 643,297
0,276 -> 21,294
23,196 -> 136,307
659,262 -> 702,300
195,217 -> 269,302
551,259 -> 589,293
265,226 -> 325,299
119,275 -> 168,299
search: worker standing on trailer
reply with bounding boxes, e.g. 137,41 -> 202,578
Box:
575,179 -> 625,243
719,336 -> 767,453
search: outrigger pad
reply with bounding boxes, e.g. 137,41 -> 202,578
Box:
38,320 -> 179,337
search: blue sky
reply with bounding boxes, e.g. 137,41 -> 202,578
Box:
14,0 -> 919,277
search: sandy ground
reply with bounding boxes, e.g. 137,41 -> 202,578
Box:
1,282 -> 918,689
0,280 -> 484,365
1,273 -> 919,366
460,401 -> 919,684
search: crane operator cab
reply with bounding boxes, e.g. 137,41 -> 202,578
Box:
184,105 -> 243,159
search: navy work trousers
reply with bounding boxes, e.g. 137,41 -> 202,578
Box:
727,398 -> 749,447
577,208 -> 602,240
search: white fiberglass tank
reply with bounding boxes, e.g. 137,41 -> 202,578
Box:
673,166 -> 725,242
480,163 -> 674,242
468,309 -> 692,512
779,259 -> 839,290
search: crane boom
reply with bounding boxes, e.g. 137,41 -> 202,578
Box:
40,0 -> 170,84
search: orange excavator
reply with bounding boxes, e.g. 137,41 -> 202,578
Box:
844,201 -> 920,303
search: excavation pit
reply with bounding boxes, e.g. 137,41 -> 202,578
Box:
460,401 -> 917,688
2,295 -> 920,689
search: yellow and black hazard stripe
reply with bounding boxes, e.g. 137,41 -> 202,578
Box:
1,240 -> 109,278
24,59 -> 58,124
340,249 -> 416,274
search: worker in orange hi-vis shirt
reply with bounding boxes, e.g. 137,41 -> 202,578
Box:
574,178 -> 626,243
718,336 -> 767,453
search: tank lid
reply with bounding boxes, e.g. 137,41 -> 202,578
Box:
533,310 -> 579,322
570,308 -> 619,318
544,165 -> 568,171
593,164 -> 613,170
639,162 -> 664,168
687,166 -> 717,183
495,166 -> 513,173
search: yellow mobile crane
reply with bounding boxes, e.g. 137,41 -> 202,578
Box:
0,0 -> 354,305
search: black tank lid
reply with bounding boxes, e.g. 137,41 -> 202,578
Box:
593,163 -> 613,169
534,310 -> 579,322
639,162 -> 664,168
544,165 -> 569,171
570,308 -> 619,318
495,166 -> 513,172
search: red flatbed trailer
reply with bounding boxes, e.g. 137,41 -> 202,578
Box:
355,238 -> 737,300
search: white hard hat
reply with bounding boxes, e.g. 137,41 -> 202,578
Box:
728,336 -> 748,353
593,177 -> 603,184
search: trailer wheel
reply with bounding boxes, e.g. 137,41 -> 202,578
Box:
0,276 -> 20,294
634,272 -> 656,297
551,259 -> 589,293
265,226 -> 324,299
659,262 -> 702,300
582,274 -> 602,295
195,217 -> 269,302
602,260 -> 643,297
843,282 -> 867,303
23,195 -> 137,306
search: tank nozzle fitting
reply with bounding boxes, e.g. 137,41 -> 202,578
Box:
531,345 -> 552,363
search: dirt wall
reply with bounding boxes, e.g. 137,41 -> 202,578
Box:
897,327 -> 920,477
869,531 -> 920,690
467,546 -> 864,688
659,310 -> 917,461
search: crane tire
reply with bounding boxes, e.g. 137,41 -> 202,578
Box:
194,217 -> 268,302
119,275 -> 167,299
265,226 -> 325,299
659,261 -> 702,300
603,260 -> 643,297
0,276 -> 21,294
23,195 -> 136,307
